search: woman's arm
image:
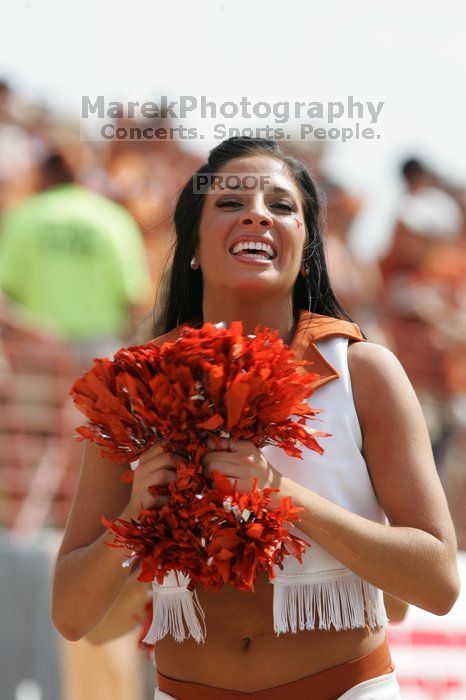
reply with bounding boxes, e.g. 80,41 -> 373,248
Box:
277,342 -> 460,616
383,592 -> 409,623
52,440 -> 180,641
51,441 -> 135,641
85,564 -> 151,646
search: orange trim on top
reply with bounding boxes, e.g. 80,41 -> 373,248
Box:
290,310 -> 365,389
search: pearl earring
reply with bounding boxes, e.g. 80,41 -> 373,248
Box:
190,255 -> 199,270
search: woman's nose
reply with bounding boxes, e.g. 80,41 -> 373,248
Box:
239,207 -> 273,228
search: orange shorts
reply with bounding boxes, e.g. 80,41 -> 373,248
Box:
156,635 -> 396,699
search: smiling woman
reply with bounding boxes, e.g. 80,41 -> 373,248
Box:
52,137 -> 459,700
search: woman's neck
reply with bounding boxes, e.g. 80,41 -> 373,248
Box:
201,298 -> 298,346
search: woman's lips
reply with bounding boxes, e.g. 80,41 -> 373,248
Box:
229,238 -> 277,260
229,250 -> 275,265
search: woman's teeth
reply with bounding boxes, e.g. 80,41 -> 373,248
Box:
230,241 -> 275,259
237,252 -> 270,260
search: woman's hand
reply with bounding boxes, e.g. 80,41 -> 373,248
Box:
202,439 -> 283,496
122,441 -> 186,519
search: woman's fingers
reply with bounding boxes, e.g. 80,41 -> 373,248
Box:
148,483 -> 170,507
138,451 -> 183,472
139,444 -> 186,468
138,440 -> 169,465
128,440 -> 184,512
137,468 -> 176,493
204,463 -> 234,479
206,438 -> 236,451
205,438 -> 245,452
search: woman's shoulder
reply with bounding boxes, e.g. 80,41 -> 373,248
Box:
347,341 -> 416,413
347,340 -> 403,375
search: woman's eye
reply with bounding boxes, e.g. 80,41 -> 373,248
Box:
216,200 -> 242,208
272,201 -> 295,211
216,199 -> 296,211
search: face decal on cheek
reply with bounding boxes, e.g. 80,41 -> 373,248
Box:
295,217 -> 303,230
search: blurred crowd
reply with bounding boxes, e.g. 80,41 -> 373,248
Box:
0,79 -> 465,546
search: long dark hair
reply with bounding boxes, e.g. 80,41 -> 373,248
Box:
151,137 -> 356,336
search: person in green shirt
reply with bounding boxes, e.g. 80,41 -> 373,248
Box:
0,153 -> 153,364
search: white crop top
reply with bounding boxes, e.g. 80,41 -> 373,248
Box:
261,336 -> 389,635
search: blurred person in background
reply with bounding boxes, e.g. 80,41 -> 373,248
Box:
379,157 -> 465,471
324,181 -> 384,341
0,151 -> 153,368
0,79 -> 39,210
105,107 -> 203,292
380,157 -> 463,289
286,142 -> 385,340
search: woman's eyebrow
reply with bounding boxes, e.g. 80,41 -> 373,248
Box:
212,185 -> 297,198
270,185 -> 297,198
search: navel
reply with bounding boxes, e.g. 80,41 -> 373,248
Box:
240,636 -> 252,651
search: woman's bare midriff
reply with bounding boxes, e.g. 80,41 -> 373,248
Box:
154,571 -> 387,693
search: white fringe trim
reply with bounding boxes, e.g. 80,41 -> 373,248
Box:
143,568 -> 389,644
272,568 -> 389,635
142,572 -> 206,644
